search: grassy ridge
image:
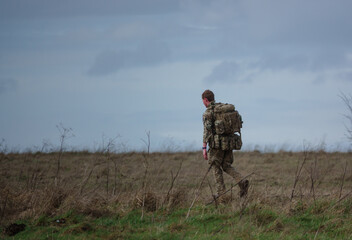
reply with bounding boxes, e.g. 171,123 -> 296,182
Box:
0,151 -> 351,239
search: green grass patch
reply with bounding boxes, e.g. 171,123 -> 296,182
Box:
3,200 -> 352,239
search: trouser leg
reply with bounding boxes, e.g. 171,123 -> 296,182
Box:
223,166 -> 243,183
222,150 -> 243,183
209,149 -> 226,196
212,163 -> 226,195
210,149 -> 249,198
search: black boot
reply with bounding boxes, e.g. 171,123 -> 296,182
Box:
239,179 -> 249,197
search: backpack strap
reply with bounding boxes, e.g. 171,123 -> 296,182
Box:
210,103 -> 216,136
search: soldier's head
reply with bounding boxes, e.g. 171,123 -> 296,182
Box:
202,89 -> 214,107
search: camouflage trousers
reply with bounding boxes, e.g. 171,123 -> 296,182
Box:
208,148 -> 243,196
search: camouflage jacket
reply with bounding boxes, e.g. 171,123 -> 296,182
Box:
202,101 -> 216,144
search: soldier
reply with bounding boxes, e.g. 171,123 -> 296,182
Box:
202,89 -> 249,200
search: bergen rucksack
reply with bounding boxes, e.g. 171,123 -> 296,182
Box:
211,103 -> 243,150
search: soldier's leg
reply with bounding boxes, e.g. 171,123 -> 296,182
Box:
209,149 -> 226,195
213,163 -> 226,195
221,150 -> 242,183
222,150 -> 249,197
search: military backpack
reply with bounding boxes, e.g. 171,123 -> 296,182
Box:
210,103 -> 243,150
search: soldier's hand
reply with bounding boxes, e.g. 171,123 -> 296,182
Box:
203,149 -> 208,160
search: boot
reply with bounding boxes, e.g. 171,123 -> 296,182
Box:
239,179 -> 249,197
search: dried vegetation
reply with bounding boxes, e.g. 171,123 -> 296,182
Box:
0,149 -> 351,230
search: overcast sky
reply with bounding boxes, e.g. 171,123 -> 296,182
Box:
1,0 -> 352,152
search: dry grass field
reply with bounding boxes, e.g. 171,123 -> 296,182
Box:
0,149 -> 352,239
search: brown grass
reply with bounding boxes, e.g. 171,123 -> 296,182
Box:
0,150 -> 351,225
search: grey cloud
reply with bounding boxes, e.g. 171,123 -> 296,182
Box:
180,0 -> 241,27
312,75 -> 327,85
204,61 -> 245,84
253,52 -> 350,73
0,0 -> 181,19
87,51 -> 127,76
197,0 -> 352,65
204,52 -> 351,85
0,78 -> 18,94
88,42 -> 171,76
337,71 -> 352,82
241,0 -> 352,47
309,52 -> 350,71
252,55 -> 310,72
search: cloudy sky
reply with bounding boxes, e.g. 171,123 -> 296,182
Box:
1,0 -> 352,152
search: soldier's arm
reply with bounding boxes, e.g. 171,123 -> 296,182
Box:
202,112 -> 212,160
203,112 -> 212,143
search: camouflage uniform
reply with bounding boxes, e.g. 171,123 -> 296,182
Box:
203,101 -> 244,196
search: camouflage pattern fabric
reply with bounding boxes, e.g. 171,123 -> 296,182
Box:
208,148 -> 243,196
203,101 -> 242,150
202,101 -> 215,144
203,101 -> 245,197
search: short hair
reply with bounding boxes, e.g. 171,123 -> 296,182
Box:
202,89 -> 215,102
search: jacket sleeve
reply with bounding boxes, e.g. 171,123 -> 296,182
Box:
203,111 -> 213,143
